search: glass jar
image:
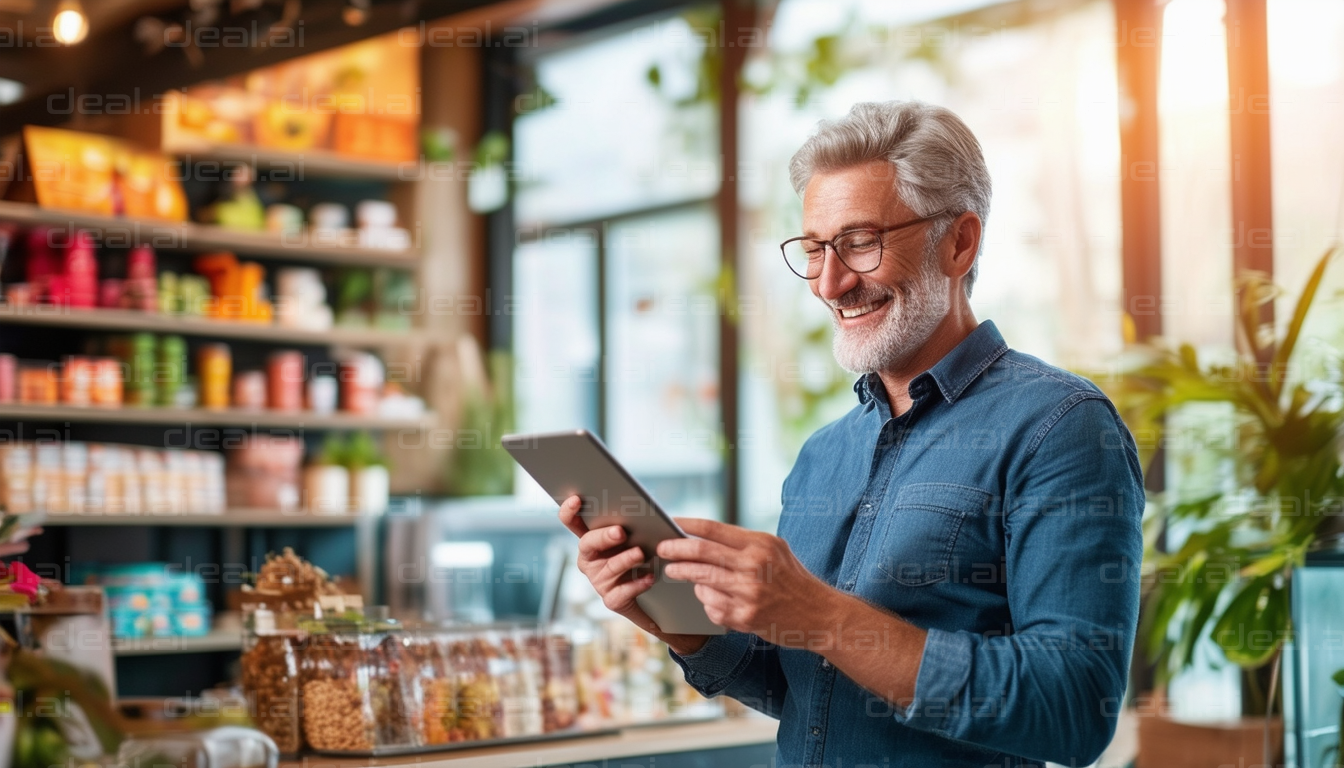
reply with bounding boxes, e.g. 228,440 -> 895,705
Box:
405,633 -> 452,746
362,632 -> 420,749
501,628 -> 544,737
443,632 -> 502,742
239,633 -> 301,754
298,632 -> 375,752
296,629 -> 421,753
535,628 -> 579,732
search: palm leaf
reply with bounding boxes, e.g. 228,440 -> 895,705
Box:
1270,245 -> 1337,401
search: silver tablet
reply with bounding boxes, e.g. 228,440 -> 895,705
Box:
501,429 -> 726,636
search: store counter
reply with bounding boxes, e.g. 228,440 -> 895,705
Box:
280,716 -> 779,768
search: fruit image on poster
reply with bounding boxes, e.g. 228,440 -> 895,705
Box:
163,31 -> 419,163
21,126 -> 187,221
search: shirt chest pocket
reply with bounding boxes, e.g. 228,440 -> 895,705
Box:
875,483 -> 992,587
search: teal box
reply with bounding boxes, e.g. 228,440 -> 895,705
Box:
174,604 -> 212,637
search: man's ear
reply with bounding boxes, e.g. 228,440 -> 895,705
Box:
945,211 -> 981,280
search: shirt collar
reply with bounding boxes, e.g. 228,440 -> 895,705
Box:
853,320 -> 1009,406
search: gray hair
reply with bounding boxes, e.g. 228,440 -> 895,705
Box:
789,101 -> 992,297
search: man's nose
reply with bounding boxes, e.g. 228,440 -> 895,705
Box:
813,245 -> 860,301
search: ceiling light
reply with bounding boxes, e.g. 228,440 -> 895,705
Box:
0,79 -> 23,106
52,0 -> 89,45
342,0 -> 369,26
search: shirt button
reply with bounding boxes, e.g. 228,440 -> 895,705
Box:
811,726 -> 822,736
821,659 -> 831,669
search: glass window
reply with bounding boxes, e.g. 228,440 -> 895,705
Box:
514,13 -> 719,227
1268,0 -> 1344,362
510,10 -> 722,517
605,206 -> 723,519
511,235 -> 600,503
1157,0 -> 1234,351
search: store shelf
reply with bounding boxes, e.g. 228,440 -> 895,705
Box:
0,201 -> 420,268
113,628 -> 242,657
0,404 -> 434,430
43,509 -> 371,527
0,305 -> 424,347
167,140 -> 419,182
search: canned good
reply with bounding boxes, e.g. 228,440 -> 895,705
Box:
18,365 -> 58,404
198,344 -> 232,410
267,351 -> 304,411
61,356 -> 93,406
157,335 -> 186,407
339,353 -> 383,415
92,358 -> 123,406
110,333 -> 157,407
233,371 -> 267,410
0,354 -> 15,403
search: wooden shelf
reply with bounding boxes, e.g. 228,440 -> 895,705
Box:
0,404 -> 433,430
0,305 -> 424,347
113,628 -> 242,657
43,509 -> 371,527
0,202 -> 420,268
167,141 -> 420,182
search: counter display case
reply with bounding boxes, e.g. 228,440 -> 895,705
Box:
1283,549 -> 1344,768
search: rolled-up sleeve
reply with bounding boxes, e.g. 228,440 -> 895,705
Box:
892,396 -> 1145,765
669,631 -> 789,718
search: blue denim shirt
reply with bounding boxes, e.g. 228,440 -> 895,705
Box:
671,320 -> 1144,767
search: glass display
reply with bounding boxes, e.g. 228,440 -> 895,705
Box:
1283,551 -> 1344,768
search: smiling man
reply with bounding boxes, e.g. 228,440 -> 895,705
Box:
558,101 -> 1144,768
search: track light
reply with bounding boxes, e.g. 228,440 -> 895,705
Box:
343,0 -> 370,26
52,0 -> 89,45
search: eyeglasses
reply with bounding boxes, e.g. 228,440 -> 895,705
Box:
779,211 -> 949,279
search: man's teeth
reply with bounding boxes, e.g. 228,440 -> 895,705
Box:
839,301 -> 883,319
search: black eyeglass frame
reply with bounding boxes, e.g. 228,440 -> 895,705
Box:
779,210 -> 951,279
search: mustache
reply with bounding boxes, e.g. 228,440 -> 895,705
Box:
827,284 -> 893,311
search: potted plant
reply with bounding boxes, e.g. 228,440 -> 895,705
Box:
303,434 -> 350,515
1094,247 -> 1344,764
344,431 -> 390,515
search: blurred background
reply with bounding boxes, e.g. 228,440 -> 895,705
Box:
0,1 -> 1342,767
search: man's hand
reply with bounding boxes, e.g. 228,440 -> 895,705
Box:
657,517 -> 836,648
557,496 -> 708,655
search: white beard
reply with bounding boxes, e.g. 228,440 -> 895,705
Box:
830,252 -> 950,375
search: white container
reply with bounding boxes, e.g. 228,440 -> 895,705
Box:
350,465 -> 389,514
308,203 -> 348,232
303,465 -> 349,514
305,375 -> 338,415
355,199 -> 397,229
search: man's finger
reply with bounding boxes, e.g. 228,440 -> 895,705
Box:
599,545 -> 648,583
577,525 -> 626,558
664,561 -> 736,586
557,495 -> 589,538
656,535 -> 739,566
601,572 -> 657,615
673,517 -> 755,548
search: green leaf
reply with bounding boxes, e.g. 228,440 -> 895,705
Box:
1271,245 -> 1337,400
1179,343 -> 1200,372
1211,575 -> 1289,667
1332,668 -> 1344,687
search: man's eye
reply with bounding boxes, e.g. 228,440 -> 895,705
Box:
802,243 -> 825,257
842,234 -> 880,251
